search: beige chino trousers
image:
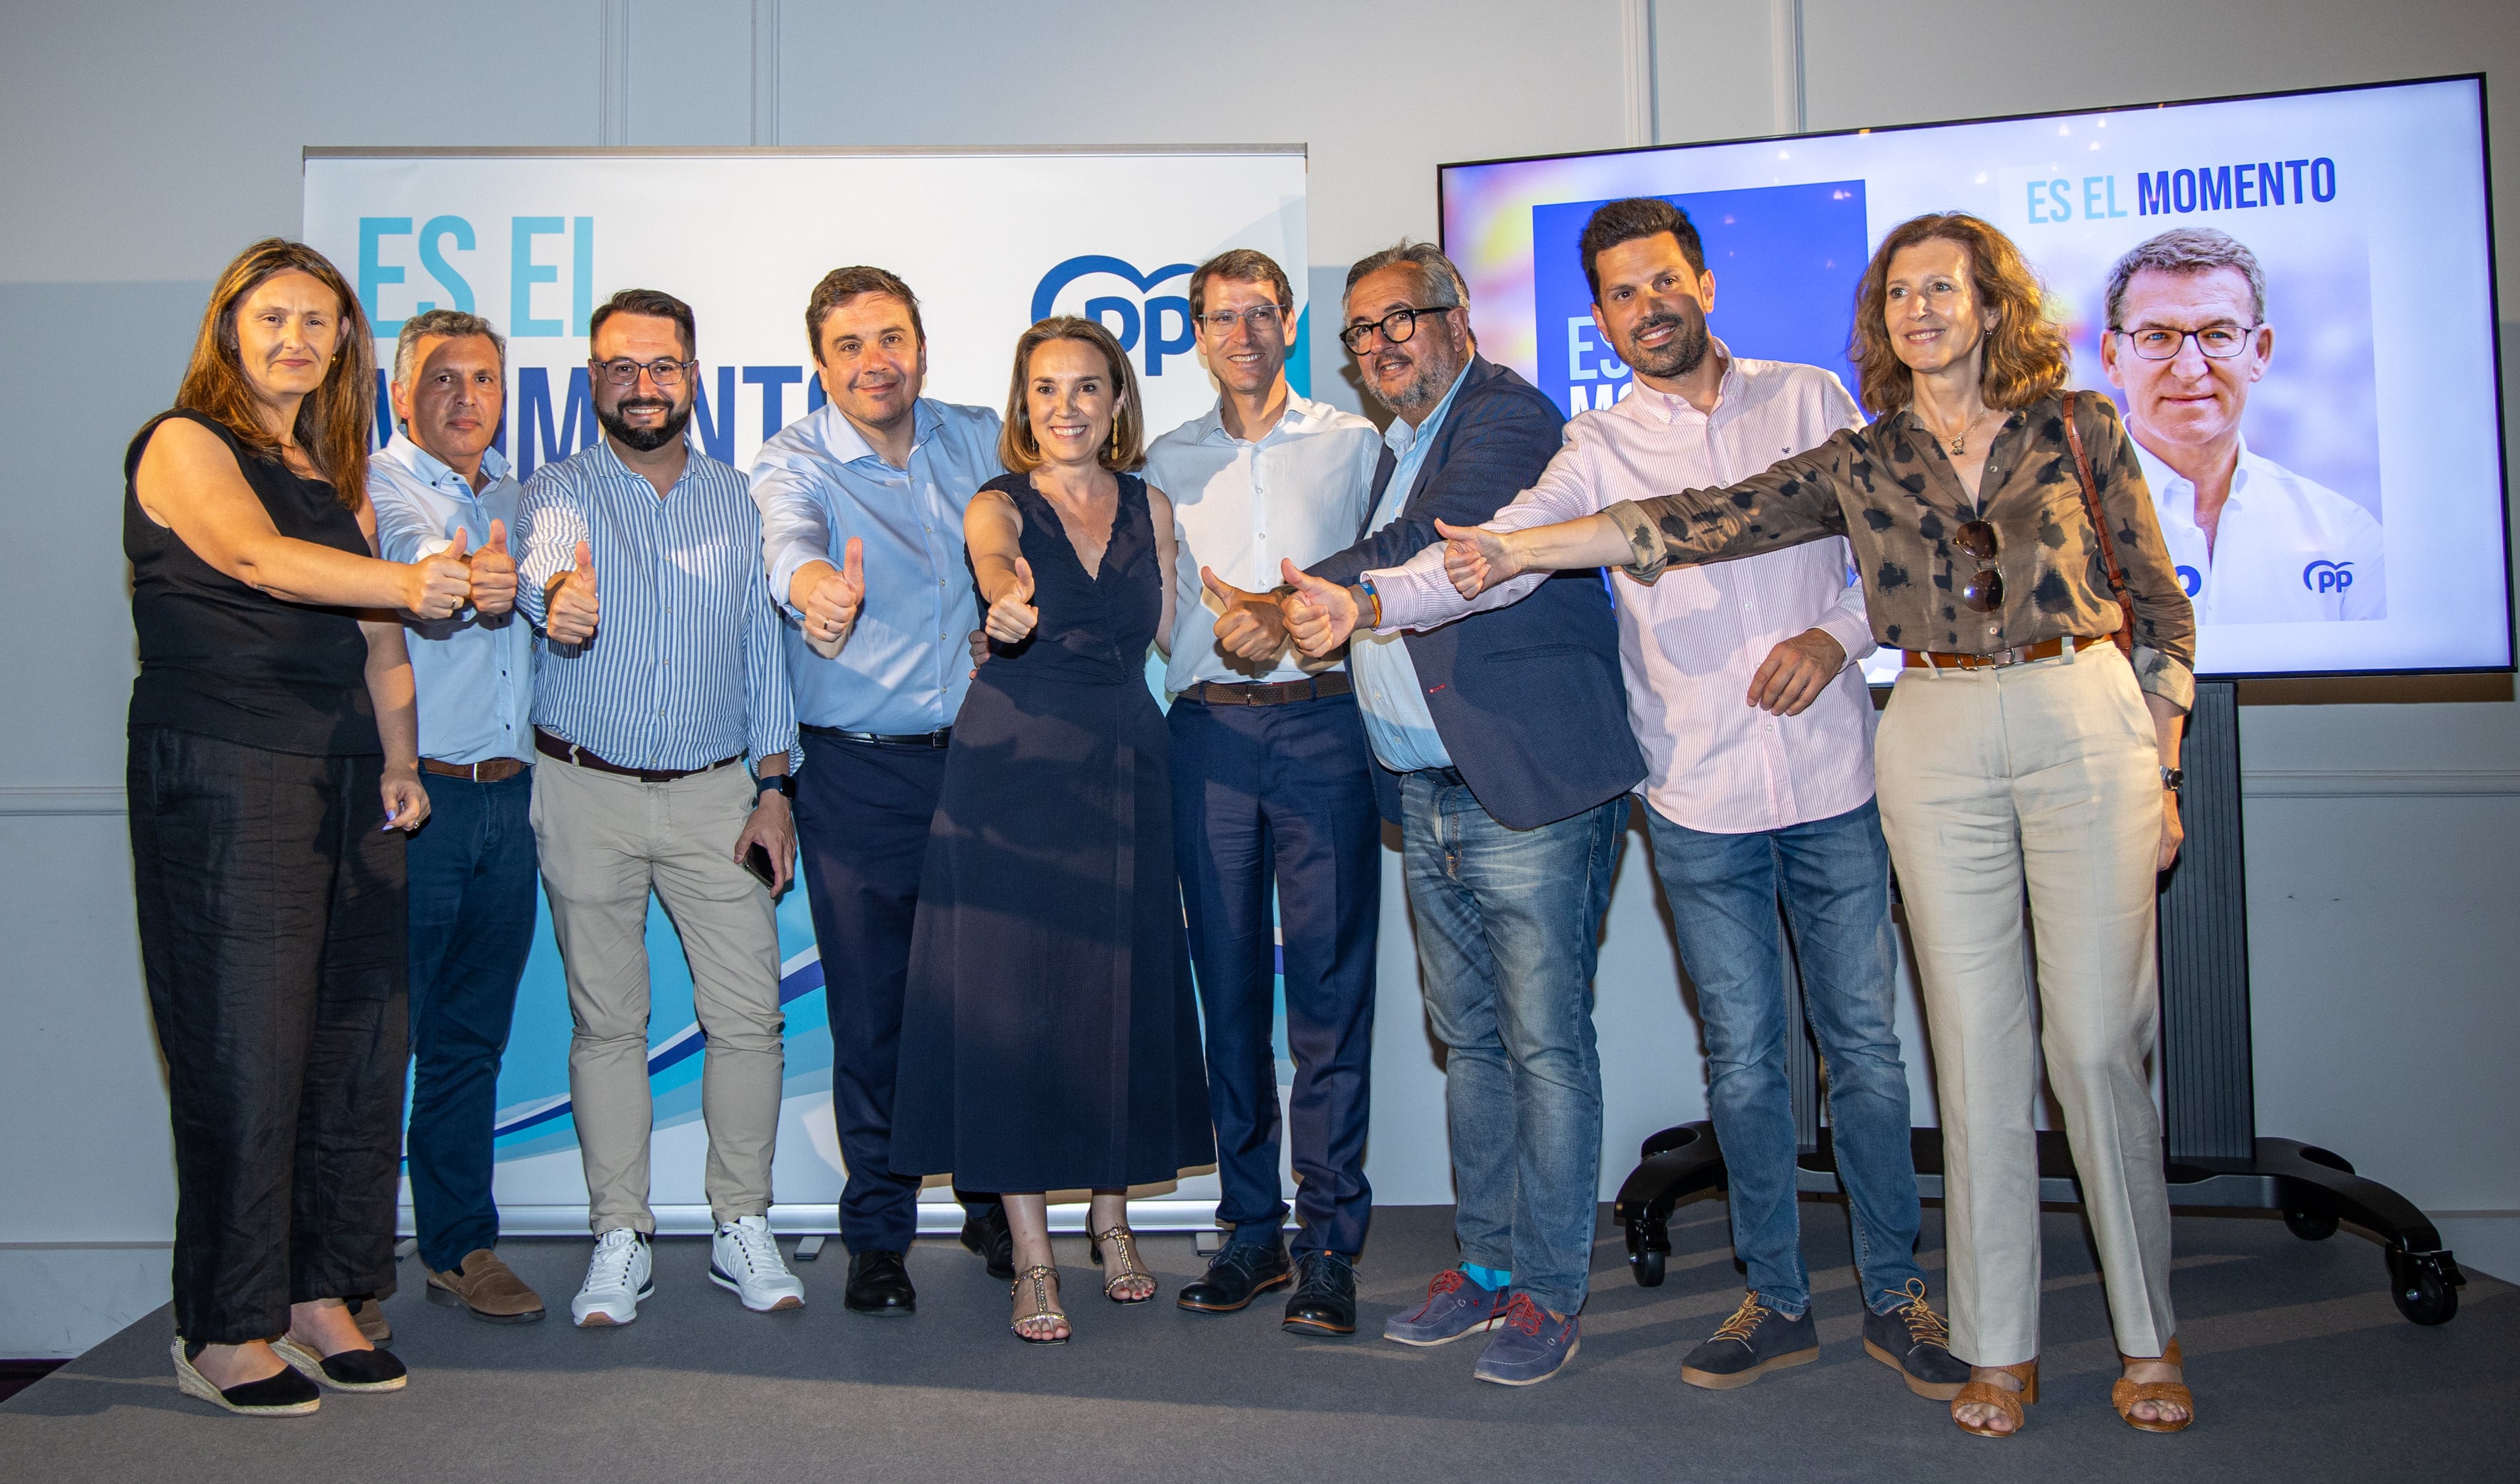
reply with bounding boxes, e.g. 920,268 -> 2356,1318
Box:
530,754 -> 785,1234
1874,640 -> 2175,1367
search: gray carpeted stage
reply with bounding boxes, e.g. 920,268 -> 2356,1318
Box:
4,1201 -> 2514,1482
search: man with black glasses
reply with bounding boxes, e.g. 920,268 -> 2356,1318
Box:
516,288 -> 805,1328
1208,242 -> 1642,1387
1145,249 -> 1382,1336
2102,228 -> 2383,622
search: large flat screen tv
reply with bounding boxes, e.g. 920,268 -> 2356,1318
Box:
1438,75 -> 2509,680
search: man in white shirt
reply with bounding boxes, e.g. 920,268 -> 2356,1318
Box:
1144,250 -> 1383,1337
1284,200 -> 1964,1400
2102,227 -> 2384,622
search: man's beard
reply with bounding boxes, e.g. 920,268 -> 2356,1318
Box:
1624,307 -> 1711,381
1366,349 -> 1460,419
599,396 -> 693,452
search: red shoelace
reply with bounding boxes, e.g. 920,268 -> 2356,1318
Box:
1501,1293 -> 1548,1335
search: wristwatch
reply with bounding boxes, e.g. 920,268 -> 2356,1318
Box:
2160,765 -> 2184,793
757,773 -> 794,801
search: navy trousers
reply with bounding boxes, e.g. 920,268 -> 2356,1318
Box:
796,731 -> 993,1253
403,770 -> 538,1273
1169,691 -> 1381,1258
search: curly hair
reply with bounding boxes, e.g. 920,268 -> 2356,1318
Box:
999,317 -> 1145,475
1848,213 -> 2067,416
175,239 -> 375,509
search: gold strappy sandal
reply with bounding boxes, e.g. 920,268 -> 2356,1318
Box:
2113,1337 -> 2195,1433
1091,1226 -> 1156,1304
1010,1264 -> 1068,1344
1950,1358 -> 2039,1438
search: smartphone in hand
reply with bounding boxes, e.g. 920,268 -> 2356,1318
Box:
742,842 -> 777,889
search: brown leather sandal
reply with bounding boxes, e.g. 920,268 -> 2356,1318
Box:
1950,1359 -> 2039,1438
2112,1337 -> 2194,1433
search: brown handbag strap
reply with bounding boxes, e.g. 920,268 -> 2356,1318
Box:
2060,391 -> 2129,599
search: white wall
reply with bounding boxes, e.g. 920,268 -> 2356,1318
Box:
2,0 -> 2514,1355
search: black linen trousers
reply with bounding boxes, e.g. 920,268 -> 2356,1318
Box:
127,726 -> 409,1345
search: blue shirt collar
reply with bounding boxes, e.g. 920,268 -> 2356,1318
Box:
385,430 -> 511,492
1384,359 -> 1473,460
815,397 -> 944,470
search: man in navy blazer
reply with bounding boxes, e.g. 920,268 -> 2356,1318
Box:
1212,241 -> 1642,1387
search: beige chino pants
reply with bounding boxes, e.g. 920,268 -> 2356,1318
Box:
530,754 -> 785,1234
1874,640 -> 2175,1367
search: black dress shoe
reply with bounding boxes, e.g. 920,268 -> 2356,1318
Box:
960,1204 -> 1016,1283
1283,1251 -> 1358,1335
1176,1240 -> 1291,1313
844,1249 -> 917,1314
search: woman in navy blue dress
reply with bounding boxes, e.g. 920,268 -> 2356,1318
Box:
891,317 -> 1213,1343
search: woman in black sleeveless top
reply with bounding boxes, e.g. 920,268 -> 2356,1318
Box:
891,319 -> 1211,1344
127,240 -> 477,1416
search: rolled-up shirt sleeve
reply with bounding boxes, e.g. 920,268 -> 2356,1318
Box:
1602,433 -> 1855,582
514,470 -> 587,630
750,445 -> 834,620
2080,396 -> 2196,711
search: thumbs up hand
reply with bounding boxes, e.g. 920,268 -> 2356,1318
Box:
405,526 -> 473,620
984,556 -> 1038,644
546,538 -> 601,645
465,517 -> 519,616
800,537 -> 866,658
1279,558 -> 1361,657
1203,565 -> 1287,662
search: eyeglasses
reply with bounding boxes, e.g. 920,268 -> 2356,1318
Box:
1955,519 -> 2004,612
2110,324 -> 2261,361
1196,304 -> 1289,334
591,357 -> 694,388
1339,304 -> 1455,354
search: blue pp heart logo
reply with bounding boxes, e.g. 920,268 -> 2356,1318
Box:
1031,255 -> 1198,377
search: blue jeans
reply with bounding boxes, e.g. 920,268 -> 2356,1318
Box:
404,770 -> 538,1273
1402,769 -> 1624,1318
1171,694 -> 1381,1257
1644,796 -> 1925,1315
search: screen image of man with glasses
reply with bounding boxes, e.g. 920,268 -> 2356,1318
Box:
2100,227 -> 2384,622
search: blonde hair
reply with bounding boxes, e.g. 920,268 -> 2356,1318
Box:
1848,213 -> 2068,417
175,238 -> 375,506
998,317 -> 1145,474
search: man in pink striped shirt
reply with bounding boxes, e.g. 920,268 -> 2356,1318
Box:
1282,199 -> 1965,1403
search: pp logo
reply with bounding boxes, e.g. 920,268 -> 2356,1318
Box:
1031,255 -> 1198,378
2302,559 -> 2355,595
2175,564 -> 2203,598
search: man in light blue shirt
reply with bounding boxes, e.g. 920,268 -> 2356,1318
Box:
748,266 -> 1009,1314
366,309 -> 547,1325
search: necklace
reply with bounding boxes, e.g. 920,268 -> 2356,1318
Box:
1927,406 -> 1996,457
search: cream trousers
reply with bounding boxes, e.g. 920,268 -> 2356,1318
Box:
530,755 -> 785,1234
1875,641 -> 2174,1367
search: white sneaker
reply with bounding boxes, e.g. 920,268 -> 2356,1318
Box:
572,1228 -> 654,1327
711,1215 -> 805,1312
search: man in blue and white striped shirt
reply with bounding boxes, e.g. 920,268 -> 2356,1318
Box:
514,288 -> 804,1329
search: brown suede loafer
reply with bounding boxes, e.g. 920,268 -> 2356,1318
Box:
425,1250 -> 547,1324
349,1298 -> 393,1345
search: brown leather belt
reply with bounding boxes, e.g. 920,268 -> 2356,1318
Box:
1905,636 -> 2095,672
422,757 -> 528,783
1180,672 -> 1354,707
534,728 -> 740,782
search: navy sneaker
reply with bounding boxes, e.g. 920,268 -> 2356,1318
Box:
1383,1268 -> 1510,1346
1864,1280 -> 1969,1400
1472,1295 -> 1580,1387
1679,1293 -> 1819,1389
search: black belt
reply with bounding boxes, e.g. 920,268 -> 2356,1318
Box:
533,728 -> 741,782
1179,672 -> 1354,707
802,724 -> 954,748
